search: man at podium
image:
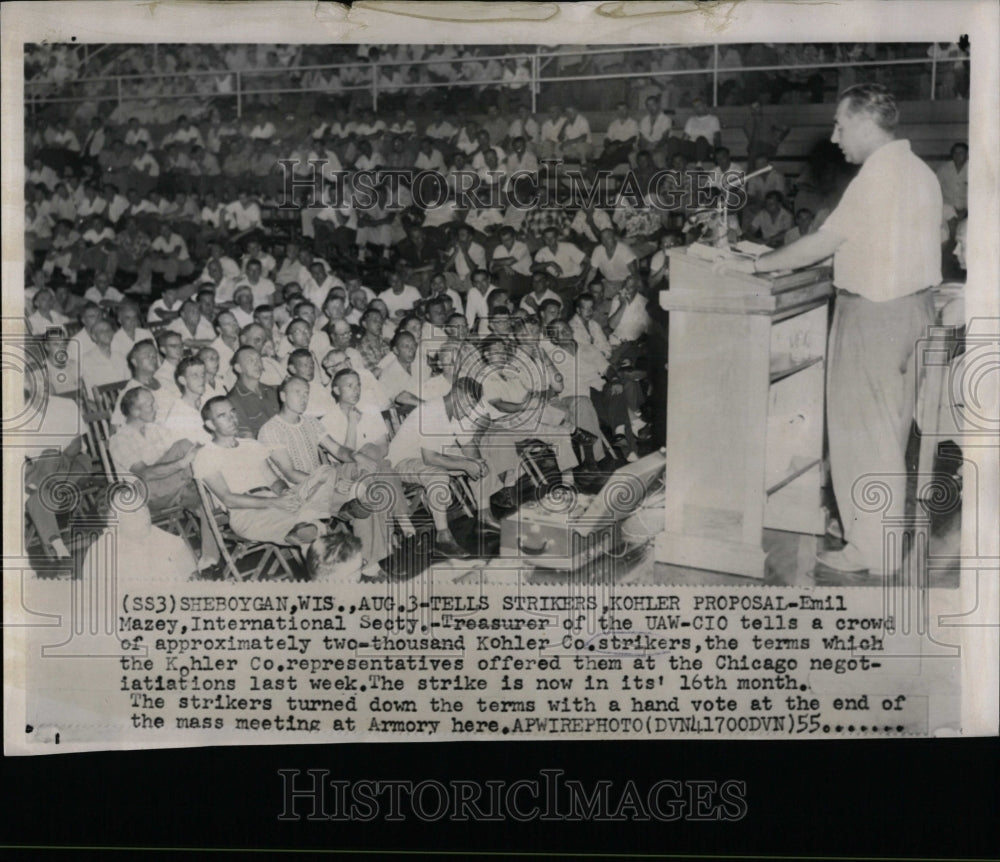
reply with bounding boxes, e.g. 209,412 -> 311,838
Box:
720,83 -> 941,577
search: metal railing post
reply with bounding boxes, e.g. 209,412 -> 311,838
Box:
531,51 -> 539,113
371,62 -> 378,112
116,76 -> 122,110
712,44 -> 719,107
236,71 -> 243,118
929,52 -> 937,100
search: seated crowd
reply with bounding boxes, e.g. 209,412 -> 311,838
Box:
22,76 -> 967,582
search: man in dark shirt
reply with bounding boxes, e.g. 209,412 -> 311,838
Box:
226,345 -> 279,438
394,224 -> 442,289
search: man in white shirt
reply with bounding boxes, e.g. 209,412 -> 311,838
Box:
224,190 -> 263,237
130,140 -> 160,186
150,224 -> 195,284
386,377 -> 501,558
559,106 -> 592,165
286,350 -> 337,420
425,108 -> 459,149
569,292 -> 613,361
378,331 -> 426,413
27,288 -> 71,339
750,191 -> 794,246
111,340 -> 177,428
597,101 -> 640,170
194,395 -> 343,552
539,105 -> 566,160
720,84 -> 941,577
532,226 -> 590,310
109,386 -> 200,513
707,146 -> 745,192
28,158 -> 59,191
414,137 -> 447,173
234,259 -> 276,307
161,356 -> 212,447
607,275 -> 651,349
588,229 -> 638,290
154,329 -> 186,399
123,117 -> 152,149
638,95 -> 674,166
434,227 -> 481,296
490,226 -> 532,299
81,319 -> 129,394
321,349 -> 390,414
507,104 -> 539,152
936,142 -> 968,217
82,271 -> 125,310
208,310 -> 241,385
519,272 -> 565,318
168,299 -> 216,345
241,239 -> 276,278
378,271 -> 423,320
672,97 -> 722,165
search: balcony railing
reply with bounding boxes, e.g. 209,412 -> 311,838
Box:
24,43 -> 970,118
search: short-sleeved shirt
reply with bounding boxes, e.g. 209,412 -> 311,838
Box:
684,114 -> 721,141
379,284 -> 423,318
819,139 -> 941,302
227,380 -> 279,438
81,347 -> 129,391
639,113 -> 672,144
193,438 -> 275,497
534,242 -> 586,278
258,413 -> 325,474
590,242 -> 637,282
751,208 -> 794,242
562,115 -> 591,142
491,241 -> 532,276
605,117 -> 639,144
378,355 -> 424,404
109,421 -> 175,474
111,380 -> 177,429
520,289 -> 564,315
387,396 -> 466,466
570,208 -> 612,243
322,403 -> 388,450
609,295 -> 651,343
23,395 -> 81,459
161,397 -> 212,446
167,317 -> 216,342
110,326 -> 153,358
151,233 -> 189,260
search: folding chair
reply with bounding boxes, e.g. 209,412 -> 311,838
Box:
195,479 -> 301,582
22,407 -> 110,558
89,407 -> 199,546
518,439 -> 554,490
91,379 -> 129,415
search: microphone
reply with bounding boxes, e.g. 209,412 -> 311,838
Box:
721,164 -> 772,188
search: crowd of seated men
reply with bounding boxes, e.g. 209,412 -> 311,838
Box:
23,70 -> 968,581
23,96 -> 671,580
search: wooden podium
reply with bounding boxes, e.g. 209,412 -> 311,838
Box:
654,248 -> 833,579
